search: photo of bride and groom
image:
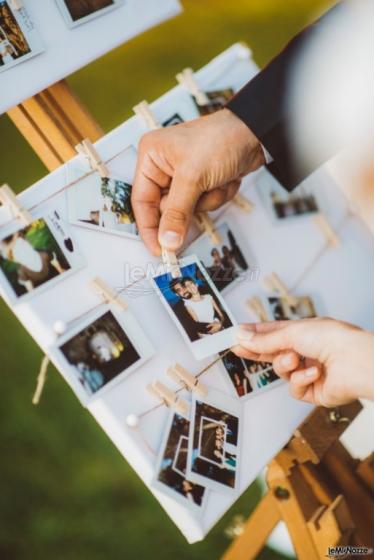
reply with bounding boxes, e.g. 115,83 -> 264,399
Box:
153,258 -> 236,359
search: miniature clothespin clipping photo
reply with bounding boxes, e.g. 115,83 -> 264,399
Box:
232,193 -> 253,213
0,184 -> 33,225
176,68 -> 210,107
246,296 -> 270,322
194,212 -> 221,244
90,277 -> 128,310
147,380 -> 189,417
314,213 -> 340,247
162,247 -> 181,279
133,100 -> 160,131
167,363 -> 208,397
76,138 -> 109,178
264,272 -> 299,307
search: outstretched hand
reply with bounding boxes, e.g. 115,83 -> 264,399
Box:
131,108 -> 265,255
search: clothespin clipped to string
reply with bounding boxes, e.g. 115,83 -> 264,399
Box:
194,212 -> 221,244
75,138 -> 109,178
161,248 -> 181,279
314,213 -> 340,247
246,296 -> 270,322
264,272 -> 299,307
0,184 -> 32,225
147,380 -> 189,417
176,68 -> 210,107
167,363 -> 208,397
10,0 -> 23,9
90,277 -> 128,310
133,100 -> 160,131
232,193 -> 253,213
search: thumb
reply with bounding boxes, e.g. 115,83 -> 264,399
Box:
236,320 -> 326,362
158,171 -> 201,251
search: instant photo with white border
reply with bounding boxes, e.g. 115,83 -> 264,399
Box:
152,410 -> 208,515
183,219 -> 255,294
0,1 -> 44,74
56,0 -> 124,28
50,304 -> 154,406
186,388 -> 242,495
150,255 -> 237,361
67,146 -> 138,240
0,210 -> 85,305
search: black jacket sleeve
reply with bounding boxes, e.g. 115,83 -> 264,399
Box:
227,3 -> 342,191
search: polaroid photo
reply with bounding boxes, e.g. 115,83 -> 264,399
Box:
67,154 -> 138,239
267,295 -> 317,321
0,1 -> 44,74
56,0 -> 124,28
162,113 -> 184,127
242,358 -> 280,392
259,178 -> 320,224
152,411 -> 207,513
0,212 -> 84,304
150,255 -> 237,361
187,388 -> 241,495
51,305 -> 154,405
183,220 -> 252,293
193,88 -> 234,116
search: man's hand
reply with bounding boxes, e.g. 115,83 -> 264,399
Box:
132,108 -> 265,255
233,318 -> 374,407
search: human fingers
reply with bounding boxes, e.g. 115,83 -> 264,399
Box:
272,351 -> 301,378
288,365 -> 321,401
195,180 -> 241,212
231,344 -> 275,363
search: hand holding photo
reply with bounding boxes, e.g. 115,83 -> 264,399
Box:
56,0 -> 124,28
52,306 -> 154,405
193,88 -> 234,116
0,214 -> 84,303
184,221 -> 251,293
153,412 -> 207,512
187,389 -> 241,494
0,0 -> 44,73
151,256 -> 237,360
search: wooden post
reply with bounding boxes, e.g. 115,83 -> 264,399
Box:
7,80 -> 103,171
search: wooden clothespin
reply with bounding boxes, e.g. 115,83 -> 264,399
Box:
10,0 -> 23,10
167,363 -> 208,397
264,272 -> 299,307
90,277 -> 128,310
147,380 -> 189,417
0,184 -> 32,225
32,355 -> 50,405
194,212 -> 221,244
237,42 -> 252,59
314,213 -> 340,247
75,138 -> 109,178
176,68 -> 210,107
232,193 -> 253,213
133,101 -> 160,131
161,248 -> 181,279
246,297 -> 270,322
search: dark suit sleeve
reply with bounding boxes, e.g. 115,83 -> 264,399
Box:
227,3 -> 342,191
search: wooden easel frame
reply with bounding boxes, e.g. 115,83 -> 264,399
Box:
6,80 -> 374,558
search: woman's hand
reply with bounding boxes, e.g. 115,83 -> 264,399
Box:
132,109 -> 264,255
233,318 -> 374,407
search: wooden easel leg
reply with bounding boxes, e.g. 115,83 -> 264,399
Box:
222,492 -> 280,560
7,80 -> 104,171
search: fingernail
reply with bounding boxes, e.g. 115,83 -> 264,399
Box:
280,354 -> 294,368
160,230 -> 182,250
237,327 -> 255,344
305,366 -> 318,378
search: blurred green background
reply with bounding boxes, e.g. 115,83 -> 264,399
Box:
0,1 -> 331,559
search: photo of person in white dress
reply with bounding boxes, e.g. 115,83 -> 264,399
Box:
182,277 -> 224,337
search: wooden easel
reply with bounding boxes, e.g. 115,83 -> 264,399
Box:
7,81 -> 374,559
223,402 -> 374,559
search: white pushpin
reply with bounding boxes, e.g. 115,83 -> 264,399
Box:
126,414 -> 140,429
53,320 -> 67,336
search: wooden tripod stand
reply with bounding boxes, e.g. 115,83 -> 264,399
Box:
223,402 -> 374,560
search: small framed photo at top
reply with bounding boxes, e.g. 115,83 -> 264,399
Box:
183,220 -> 252,293
56,0 -> 124,28
150,255 -> 237,361
152,411 -> 207,514
0,211 -> 85,305
0,0 -> 44,74
51,305 -> 154,406
186,388 -> 242,495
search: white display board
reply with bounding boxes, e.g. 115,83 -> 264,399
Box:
0,0 -> 181,114
0,45 -> 373,544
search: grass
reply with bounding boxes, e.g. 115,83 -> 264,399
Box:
0,1 -> 332,558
